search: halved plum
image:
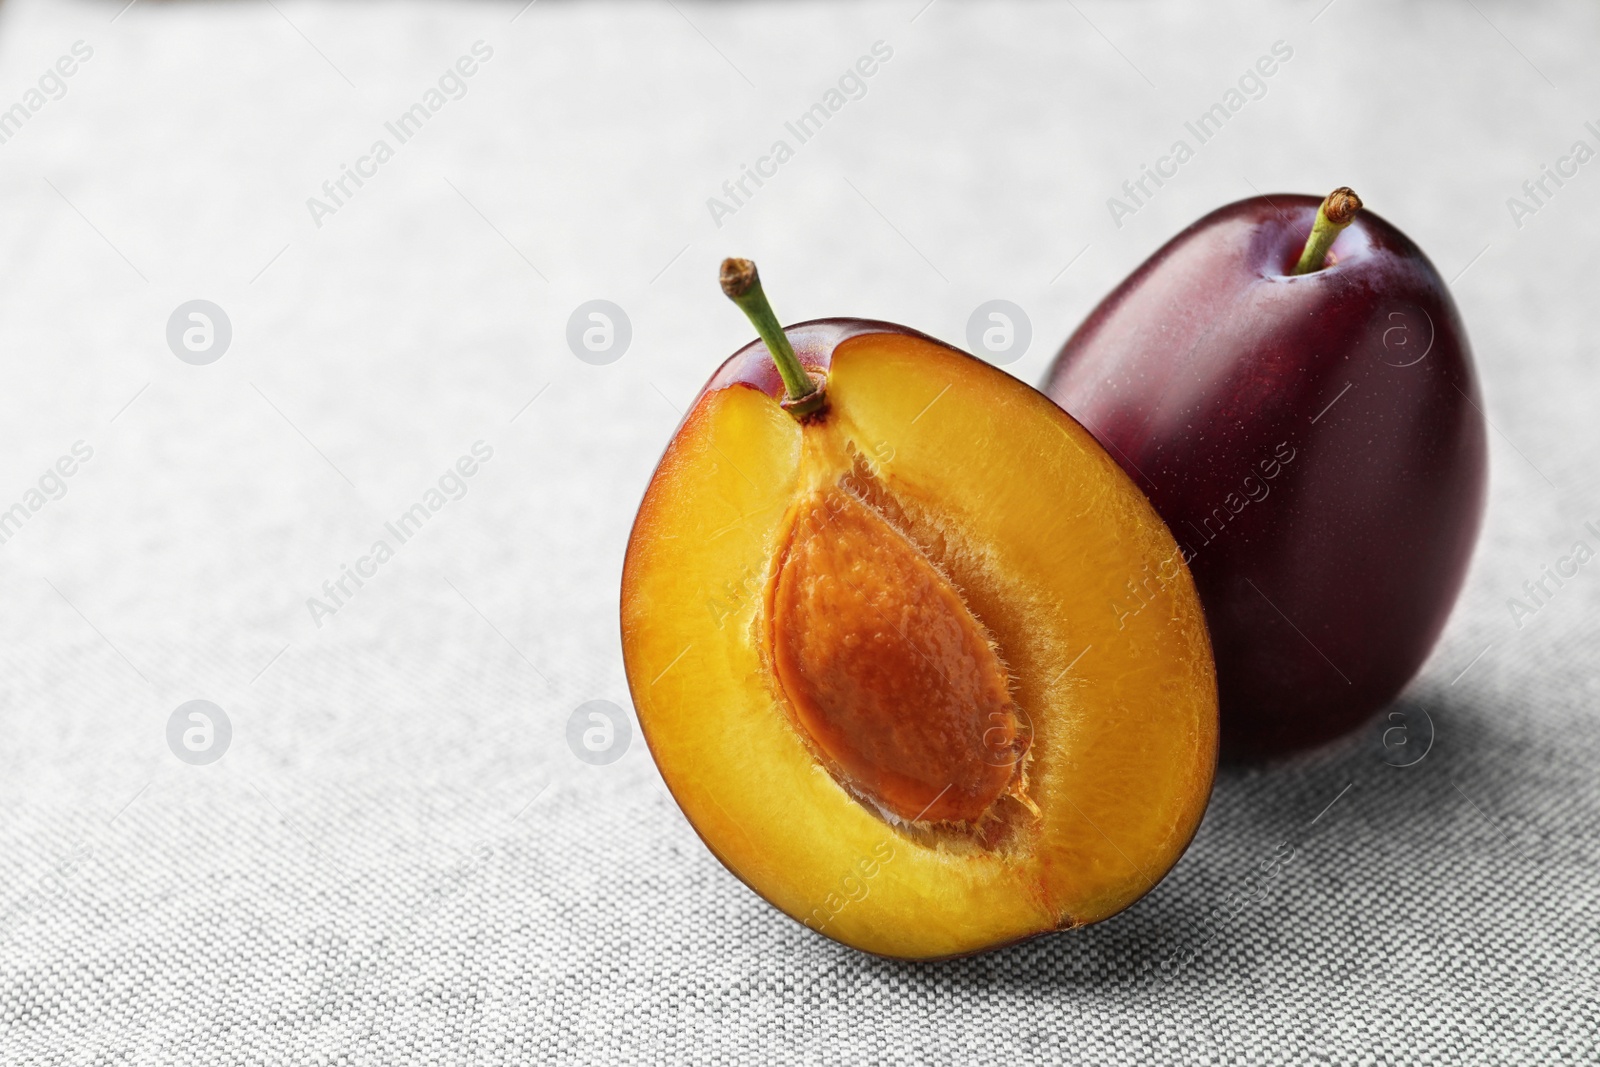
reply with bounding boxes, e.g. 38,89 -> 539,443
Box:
620,262 -> 1217,959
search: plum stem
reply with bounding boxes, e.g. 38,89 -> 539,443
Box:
1293,187 -> 1363,275
720,258 -> 827,418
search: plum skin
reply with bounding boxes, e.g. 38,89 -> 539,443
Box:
1044,194 -> 1488,758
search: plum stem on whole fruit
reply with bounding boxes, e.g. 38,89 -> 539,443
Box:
1292,187 -> 1363,275
720,258 -> 827,418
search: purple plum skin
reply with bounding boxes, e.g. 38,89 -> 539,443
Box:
1044,194 -> 1488,758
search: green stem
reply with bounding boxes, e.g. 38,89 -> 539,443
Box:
720,258 -> 826,418
1293,187 -> 1363,275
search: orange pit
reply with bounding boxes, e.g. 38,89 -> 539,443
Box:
771,484 -> 1025,825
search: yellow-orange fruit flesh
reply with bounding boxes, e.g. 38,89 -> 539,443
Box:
772,485 -> 1020,825
621,329 -> 1217,959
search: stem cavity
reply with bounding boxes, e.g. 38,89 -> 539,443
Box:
720,258 -> 827,419
1293,187 -> 1363,275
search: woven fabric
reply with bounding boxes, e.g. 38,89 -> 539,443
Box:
0,0 -> 1596,1062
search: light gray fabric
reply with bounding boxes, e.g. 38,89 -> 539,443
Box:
0,0 -> 1596,1062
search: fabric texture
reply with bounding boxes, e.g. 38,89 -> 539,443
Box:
0,0 -> 1595,1062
